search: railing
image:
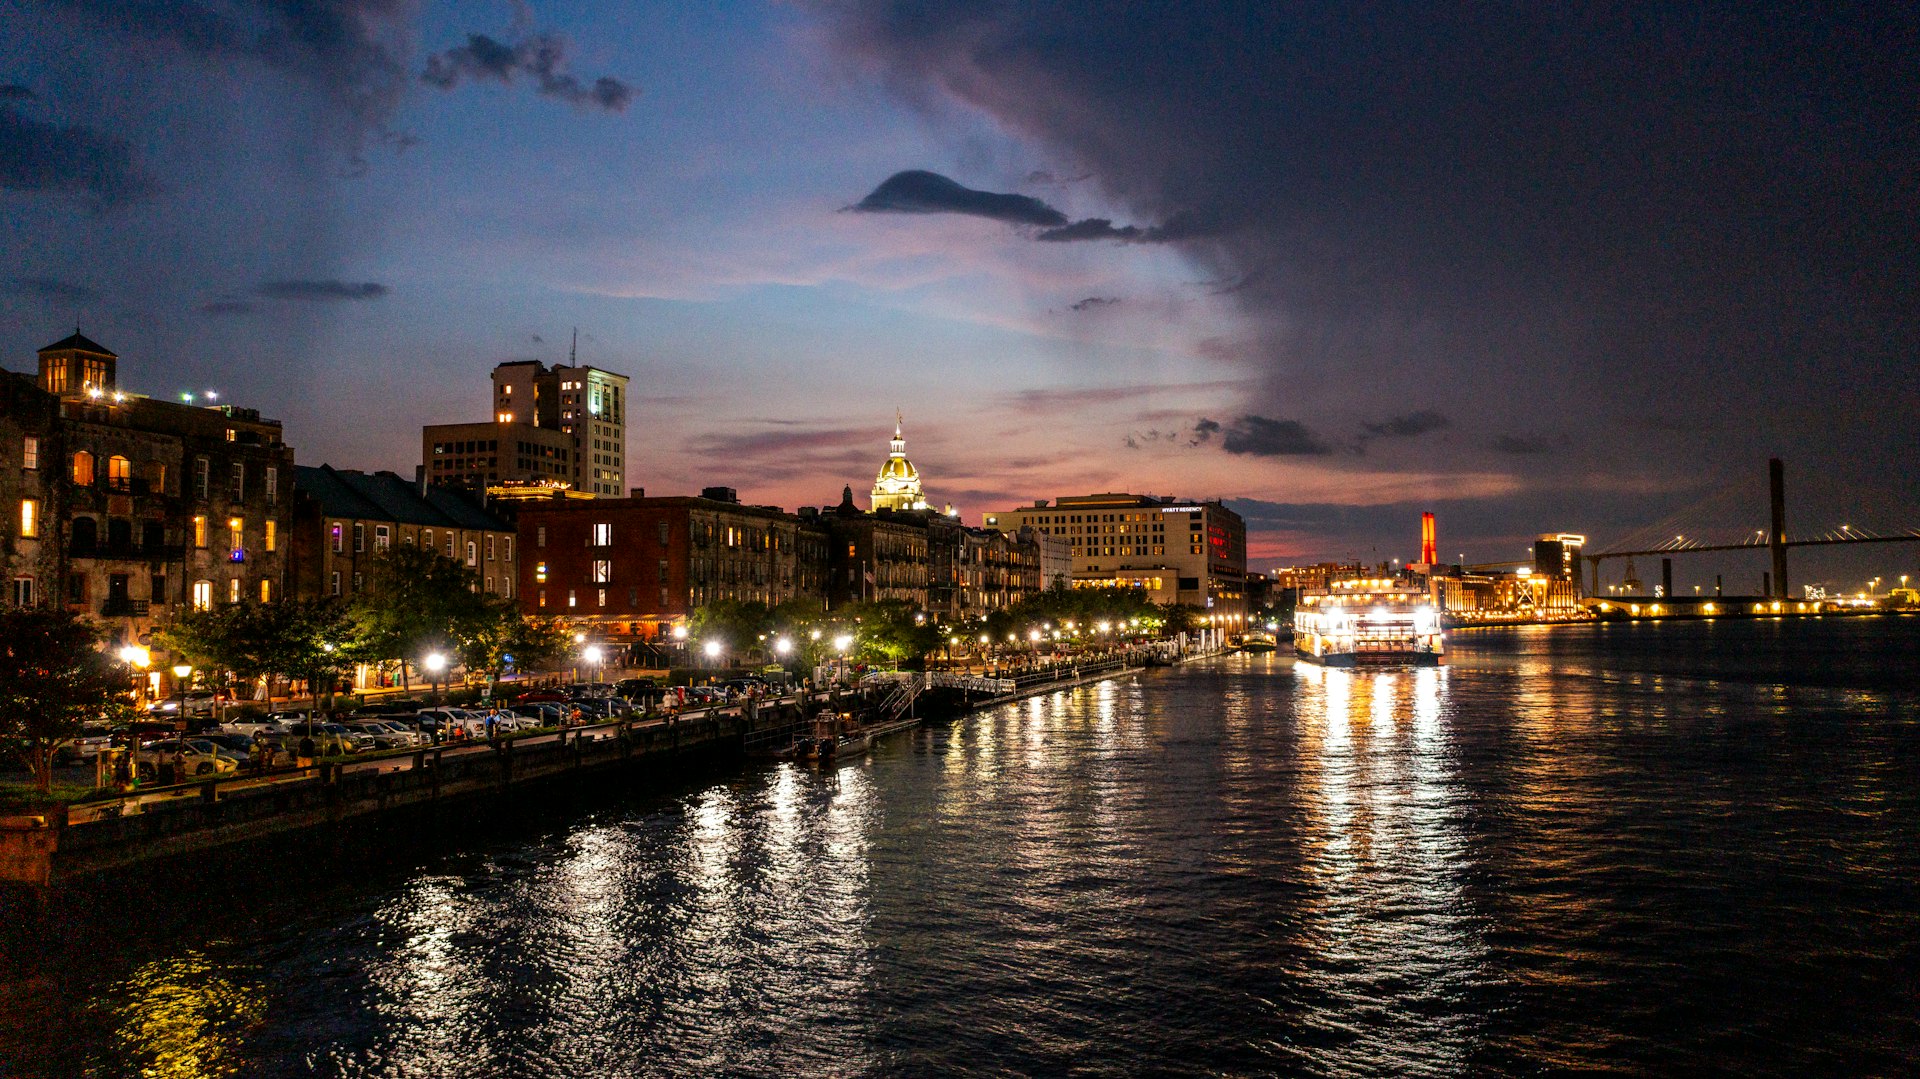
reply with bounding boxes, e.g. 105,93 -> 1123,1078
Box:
877,672 -> 926,721
100,598 -> 150,617
928,672 -> 1015,694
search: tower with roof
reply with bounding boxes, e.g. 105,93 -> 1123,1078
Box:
870,413 -> 929,512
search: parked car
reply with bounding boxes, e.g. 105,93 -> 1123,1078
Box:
133,739 -> 240,781
614,678 -> 657,697
217,716 -> 280,737
512,690 -> 570,705
56,723 -> 115,765
342,720 -> 420,749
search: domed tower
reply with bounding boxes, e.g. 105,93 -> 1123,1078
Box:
870,414 -> 929,512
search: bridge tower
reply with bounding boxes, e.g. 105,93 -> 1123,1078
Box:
1769,457 -> 1789,599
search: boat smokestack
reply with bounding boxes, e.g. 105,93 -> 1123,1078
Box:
1420,512 -> 1437,565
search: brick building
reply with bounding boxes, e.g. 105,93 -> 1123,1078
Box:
290,465 -> 518,602
515,490 -> 831,642
3,333 -> 293,677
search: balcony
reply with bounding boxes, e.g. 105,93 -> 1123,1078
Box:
100,598 -> 150,618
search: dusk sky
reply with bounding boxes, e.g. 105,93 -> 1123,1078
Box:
3,2 -> 1915,577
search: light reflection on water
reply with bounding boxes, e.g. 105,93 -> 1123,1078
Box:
9,618 -> 1920,1077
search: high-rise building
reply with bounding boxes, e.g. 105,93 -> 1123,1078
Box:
1532,533 -> 1587,594
984,493 -> 1248,623
486,354 -> 629,497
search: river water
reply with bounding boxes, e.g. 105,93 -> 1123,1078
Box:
4,617 -> 1918,1077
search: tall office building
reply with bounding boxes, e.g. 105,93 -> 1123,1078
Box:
488,356 -> 629,496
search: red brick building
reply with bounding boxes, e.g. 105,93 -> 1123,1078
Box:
516,491 -> 830,642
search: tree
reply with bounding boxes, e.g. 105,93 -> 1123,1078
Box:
838,599 -> 942,667
454,597 -> 570,695
686,600 -> 772,663
348,546 -> 493,689
0,609 -> 126,792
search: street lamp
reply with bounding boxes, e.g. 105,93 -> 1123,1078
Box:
424,652 -> 447,704
171,663 -> 193,724
118,645 -> 150,705
774,637 -> 793,657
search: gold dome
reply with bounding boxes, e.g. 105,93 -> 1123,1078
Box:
871,417 -> 928,511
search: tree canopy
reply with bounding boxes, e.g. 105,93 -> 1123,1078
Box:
0,608 -> 126,792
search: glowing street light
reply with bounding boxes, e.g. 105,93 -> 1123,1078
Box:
671,623 -> 689,640
774,637 -> 793,656
832,634 -> 853,652
702,640 -> 722,659
424,653 -> 446,674
583,645 -> 604,665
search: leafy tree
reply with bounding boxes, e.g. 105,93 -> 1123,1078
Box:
0,609 -> 126,792
838,599 -> 942,667
687,600 -> 772,662
455,596 -> 570,695
348,546 -> 492,689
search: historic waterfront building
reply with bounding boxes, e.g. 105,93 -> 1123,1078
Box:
289,465 -> 519,602
489,357 -> 630,496
513,489 -> 832,642
421,420 -> 576,495
985,493 -> 1249,624
869,417 -> 930,512
1,332 -> 294,682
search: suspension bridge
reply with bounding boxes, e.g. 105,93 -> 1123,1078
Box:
1586,459 -> 1920,599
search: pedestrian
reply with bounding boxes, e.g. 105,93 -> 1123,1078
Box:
485,711 -> 497,741
297,733 -> 315,768
169,747 -> 187,785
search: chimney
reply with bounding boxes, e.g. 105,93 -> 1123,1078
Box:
1420,512 -> 1437,565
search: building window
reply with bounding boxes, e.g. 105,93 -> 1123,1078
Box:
445,534 -> 453,558
537,525 -> 546,548
259,579 -> 272,602
486,535 -> 495,561
503,576 -> 512,599
228,517 -> 244,552
192,580 -> 212,611
597,588 -> 607,607
592,559 -> 611,583
425,529 -> 437,551
658,559 -> 669,583
21,437 -> 36,470
265,467 -> 278,505
107,455 -> 131,491
193,515 -> 208,548
71,450 -> 94,486
231,462 -> 245,500
67,574 -> 85,604
11,576 -> 33,606
504,537 -> 512,562
537,588 -> 546,608
330,522 -> 344,553
353,572 -> 363,591
353,523 -> 365,552
264,519 -> 277,552
330,570 -> 341,596
485,575 -> 493,592
567,589 -> 577,608
229,578 -> 240,603
19,499 -> 37,539
466,540 -> 477,567
535,562 -> 547,582
194,457 -> 209,499
375,525 -> 390,551
592,522 -> 611,546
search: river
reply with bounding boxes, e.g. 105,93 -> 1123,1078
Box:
4,616 -> 1917,1076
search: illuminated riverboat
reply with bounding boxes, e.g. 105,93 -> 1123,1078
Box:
1293,577 -> 1444,666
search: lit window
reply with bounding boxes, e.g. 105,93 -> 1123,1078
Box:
330,522 -> 343,553
592,559 -> 611,583
19,499 -> 38,538
423,529 -> 433,550
466,541 -> 477,566
260,579 -> 272,602
597,588 -> 607,607
228,517 -> 243,551
192,580 -> 212,610
535,562 -> 548,582
229,578 -> 240,603
71,450 -> 95,486
193,515 -> 208,549
375,525 -> 390,551
592,522 -> 611,546
537,588 -> 546,608
107,455 -> 131,490
21,437 -> 36,470
264,520 -> 277,552
567,589 -> 577,608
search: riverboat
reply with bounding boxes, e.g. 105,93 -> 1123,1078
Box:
1293,577 -> 1444,666
1237,632 -> 1279,654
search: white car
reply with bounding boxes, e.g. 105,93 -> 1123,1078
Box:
56,723 -> 114,764
134,739 -> 241,781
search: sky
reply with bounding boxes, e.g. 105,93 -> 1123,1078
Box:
2,1 -> 1916,589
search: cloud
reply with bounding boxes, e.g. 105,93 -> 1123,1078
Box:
0,103 -> 152,204
1209,414 -> 1332,456
1492,434 -> 1553,455
850,170 -> 1068,227
1189,417 -> 1221,446
1037,209 -> 1220,243
1069,296 -> 1118,312
421,31 -> 636,112
3,277 -> 98,303
0,85 -> 34,100
42,0 -> 413,151
255,279 -> 388,302
1352,409 -> 1451,452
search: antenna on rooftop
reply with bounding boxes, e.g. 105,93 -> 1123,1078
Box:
569,327 -> 577,365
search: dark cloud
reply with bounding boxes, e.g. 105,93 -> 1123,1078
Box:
422,32 -> 636,112
1069,296 -> 1118,312
0,103 -> 152,204
1037,209 -> 1220,243
1492,434 -> 1553,456
851,170 -> 1067,227
815,3 -> 1920,500
199,299 -> 257,316
3,277 -> 98,303
1349,409 -> 1450,453
41,0 -> 413,150
1216,415 -> 1332,456
0,85 -> 34,100
255,279 -> 388,302
1189,417 -> 1221,446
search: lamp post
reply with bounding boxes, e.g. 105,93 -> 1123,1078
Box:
424,652 -> 447,705
583,644 -> 604,685
170,663 -> 192,724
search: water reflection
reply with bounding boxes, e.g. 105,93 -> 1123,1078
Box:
100,950 -> 265,1079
